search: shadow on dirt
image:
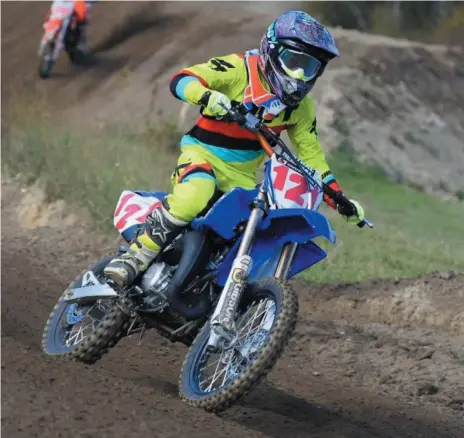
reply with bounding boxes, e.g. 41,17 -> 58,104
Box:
89,8 -> 181,55
69,53 -> 130,73
223,383 -> 341,438
223,383 -> 454,438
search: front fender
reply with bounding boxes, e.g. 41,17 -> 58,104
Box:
258,207 -> 336,243
216,208 -> 336,286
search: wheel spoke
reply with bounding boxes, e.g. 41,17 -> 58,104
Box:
197,297 -> 277,394
61,297 -> 113,349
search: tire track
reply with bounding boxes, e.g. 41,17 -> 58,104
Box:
2,181 -> 463,438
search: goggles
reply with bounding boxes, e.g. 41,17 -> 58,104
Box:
278,48 -> 322,82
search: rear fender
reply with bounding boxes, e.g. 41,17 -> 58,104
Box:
113,190 -> 168,243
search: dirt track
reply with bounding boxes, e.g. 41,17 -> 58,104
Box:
2,183 -> 464,438
3,1 -> 463,197
2,2 -> 464,437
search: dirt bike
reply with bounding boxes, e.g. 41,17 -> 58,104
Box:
38,3 -> 84,79
42,104 -> 373,412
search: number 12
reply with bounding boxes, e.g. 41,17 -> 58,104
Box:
272,165 -> 307,206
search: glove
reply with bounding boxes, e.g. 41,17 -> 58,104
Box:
337,200 -> 365,225
323,180 -> 365,225
200,90 -> 231,117
323,179 -> 341,210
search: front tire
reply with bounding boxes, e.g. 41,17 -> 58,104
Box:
38,40 -> 56,79
178,278 -> 298,412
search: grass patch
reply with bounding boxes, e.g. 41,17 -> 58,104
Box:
305,150 -> 464,283
2,100 -> 180,230
2,100 -> 463,283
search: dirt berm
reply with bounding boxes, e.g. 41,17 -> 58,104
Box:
3,1 -> 464,197
1,2 -> 464,437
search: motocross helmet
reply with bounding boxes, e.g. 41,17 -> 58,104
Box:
258,11 -> 339,107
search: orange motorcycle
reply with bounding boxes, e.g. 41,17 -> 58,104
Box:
37,1 -> 86,79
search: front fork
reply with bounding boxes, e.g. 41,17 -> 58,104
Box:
39,15 -> 71,60
207,189 -> 298,350
52,16 -> 71,60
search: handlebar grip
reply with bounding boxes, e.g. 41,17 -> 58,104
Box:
323,186 -> 351,208
357,218 -> 374,228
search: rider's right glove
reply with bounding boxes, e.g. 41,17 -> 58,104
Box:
200,90 -> 231,117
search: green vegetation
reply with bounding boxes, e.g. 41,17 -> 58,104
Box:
2,101 -> 180,230
2,103 -> 463,283
306,150 -> 464,283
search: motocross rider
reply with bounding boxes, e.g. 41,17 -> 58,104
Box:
41,1 -> 96,54
104,10 -> 366,288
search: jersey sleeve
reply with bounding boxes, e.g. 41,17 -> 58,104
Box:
287,98 -> 333,182
170,54 -> 243,105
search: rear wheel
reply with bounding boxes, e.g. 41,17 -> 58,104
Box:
178,278 -> 298,412
42,257 -> 129,365
65,31 -> 83,64
69,302 -> 129,365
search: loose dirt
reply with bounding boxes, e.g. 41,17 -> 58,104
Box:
2,2 -> 463,437
2,181 -> 463,438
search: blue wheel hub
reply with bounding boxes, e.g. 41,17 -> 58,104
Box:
66,303 -> 87,325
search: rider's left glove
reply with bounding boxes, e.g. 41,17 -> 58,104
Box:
337,200 -> 365,225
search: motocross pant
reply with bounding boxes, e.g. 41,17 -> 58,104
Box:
73,1 -> 89,52
73,1 -> 88,22
45,1 -> 89,25
103,144 -> 257,287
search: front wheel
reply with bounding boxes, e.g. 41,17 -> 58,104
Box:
178,278 -> 299,412
38,40 -> 55,79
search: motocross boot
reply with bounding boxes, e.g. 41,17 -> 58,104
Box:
104,203 -> 188,288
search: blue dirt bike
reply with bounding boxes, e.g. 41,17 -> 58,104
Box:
42,104 -> 373,412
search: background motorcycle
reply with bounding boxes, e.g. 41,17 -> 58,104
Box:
42,104 -> 373,412
38,2 -> 83,79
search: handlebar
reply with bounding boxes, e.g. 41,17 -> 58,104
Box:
219,103 -> 374,229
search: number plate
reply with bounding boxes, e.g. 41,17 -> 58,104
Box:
268,154 -> 323,210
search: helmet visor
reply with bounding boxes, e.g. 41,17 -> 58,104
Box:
278,49 -> 322,82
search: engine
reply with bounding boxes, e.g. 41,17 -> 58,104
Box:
139,262 -> 175,297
